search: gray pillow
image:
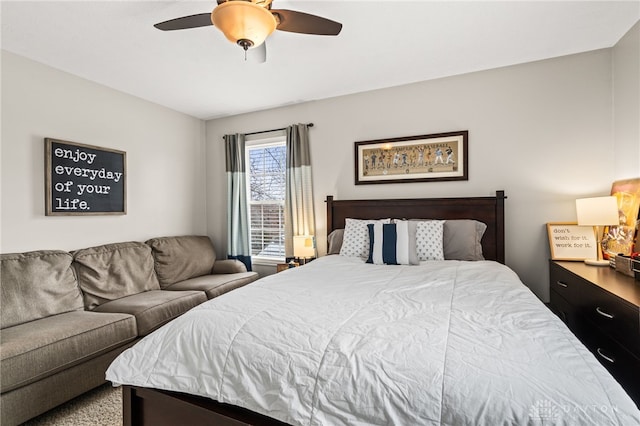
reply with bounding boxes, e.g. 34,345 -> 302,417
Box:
146,236 -> 216,287
327,229 -> 344,255
443,220 -> 487,261
73,241 -> 160,310
1,250 -> 83,329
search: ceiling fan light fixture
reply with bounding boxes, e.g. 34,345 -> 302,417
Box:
211,1 -> 277,50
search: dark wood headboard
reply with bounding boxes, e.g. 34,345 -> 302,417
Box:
326,191 -> 506,264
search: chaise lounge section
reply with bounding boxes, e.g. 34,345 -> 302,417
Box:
146,235 -> 258,300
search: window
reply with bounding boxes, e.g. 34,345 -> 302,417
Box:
246,136 -> 286,262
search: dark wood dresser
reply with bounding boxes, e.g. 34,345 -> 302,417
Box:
549,260 -> 640,406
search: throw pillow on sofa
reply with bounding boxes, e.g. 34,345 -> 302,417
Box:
73,241 -> 160,310
146,235 -> 217,288
1,250 -> 84,329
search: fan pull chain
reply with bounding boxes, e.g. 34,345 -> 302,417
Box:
237,39 -> 252,61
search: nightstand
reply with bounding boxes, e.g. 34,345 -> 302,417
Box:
549,260 -> 640,406
276,262 -> 298,273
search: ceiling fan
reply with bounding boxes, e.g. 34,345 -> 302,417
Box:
154,0 -> 342,58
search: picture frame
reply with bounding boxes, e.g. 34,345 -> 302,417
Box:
354,130 -> 468,185
45,138 -> 127,216
546,222 -> 597,261
602,177 -> 640,258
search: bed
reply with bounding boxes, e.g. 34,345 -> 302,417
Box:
106,191 -> 640,425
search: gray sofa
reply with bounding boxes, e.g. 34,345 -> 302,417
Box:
0,235 -> 259,425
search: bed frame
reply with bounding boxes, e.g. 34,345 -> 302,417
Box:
326,190 -> 506,263
122,191 -> 506,425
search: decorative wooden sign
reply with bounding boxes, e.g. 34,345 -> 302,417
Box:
45,138 -> 126,215
547,222 -> 597,261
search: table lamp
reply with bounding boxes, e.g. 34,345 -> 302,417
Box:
575,196 -> 619,266
293,235 -> 316,265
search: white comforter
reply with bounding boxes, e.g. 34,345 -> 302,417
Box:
106,256 -> 640,425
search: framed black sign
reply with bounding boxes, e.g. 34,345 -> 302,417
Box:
45,138 -> 127,216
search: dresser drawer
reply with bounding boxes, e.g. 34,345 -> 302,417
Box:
579,325 -> 640,404
549,261 -> 640,355
549,289 -> 580,330
576,282 -> 640,355
549,262 -> 582,302
549,261 -> 640,407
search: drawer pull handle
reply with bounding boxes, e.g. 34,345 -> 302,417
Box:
597,348 -> 615,364
595,307 -> 614,319
555,281 -> 568,288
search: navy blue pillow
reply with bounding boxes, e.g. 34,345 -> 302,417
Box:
367,223 -> 399,265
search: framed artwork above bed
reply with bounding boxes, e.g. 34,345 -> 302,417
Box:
354,130 -> 468,185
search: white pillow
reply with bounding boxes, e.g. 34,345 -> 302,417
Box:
340,218 -> 390,258
415,220 -> 445,261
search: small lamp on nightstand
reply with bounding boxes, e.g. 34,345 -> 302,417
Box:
576,196 -> 619,266
293,235 -> 316,265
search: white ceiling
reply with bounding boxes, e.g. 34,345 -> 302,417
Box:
2,1 -> 639,120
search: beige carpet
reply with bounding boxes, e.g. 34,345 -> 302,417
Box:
22,384 -> 122,426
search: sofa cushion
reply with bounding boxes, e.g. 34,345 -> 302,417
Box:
166,272 -> 259,299
146,236 -> 217,288
1,343 -> 136,426
73,241 -> 161,310
212,259 -> 248,274
0,311 -> 136,393
1,250 -> 83,329
92,290 -> 206,336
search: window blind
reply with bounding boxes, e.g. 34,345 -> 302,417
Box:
247,142 -> 286,259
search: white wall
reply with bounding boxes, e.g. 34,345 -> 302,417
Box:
3,26 -> 635,302
613,21 -> 640,179
1,51 -> 207,252
206,49 -> 617,302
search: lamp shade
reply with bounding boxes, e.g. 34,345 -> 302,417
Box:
575,196 -> 619,226
293,235 -> 316,258
211,1 -> 276,49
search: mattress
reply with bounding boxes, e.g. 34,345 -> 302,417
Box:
106,256 -> 640,425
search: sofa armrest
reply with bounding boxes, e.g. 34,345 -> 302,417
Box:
212,259 -> 248,274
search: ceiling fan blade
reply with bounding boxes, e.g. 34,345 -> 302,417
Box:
271,9 -> 342,36
154,13 -> 212,31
